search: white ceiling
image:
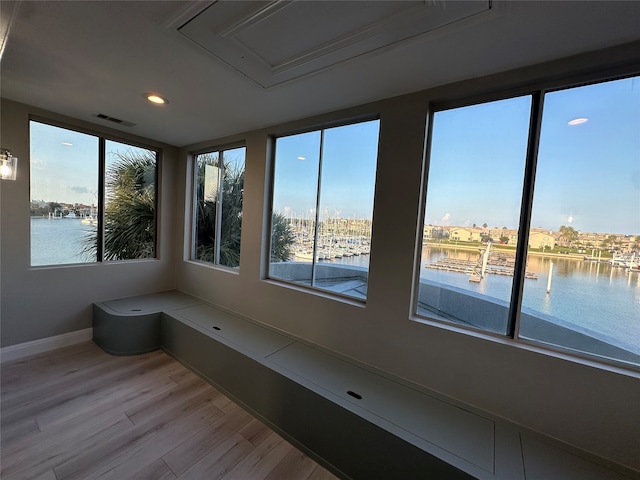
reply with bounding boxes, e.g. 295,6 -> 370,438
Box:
2,1 -> 640,147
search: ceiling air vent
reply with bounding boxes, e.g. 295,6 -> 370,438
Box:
94,113 -> 136,128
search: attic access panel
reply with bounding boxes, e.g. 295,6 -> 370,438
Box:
178,0 -> 492,88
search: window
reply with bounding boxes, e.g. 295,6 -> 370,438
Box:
416,96 -> 531,334
192,146 -> 246,268
416,75 -> 640,368
520,77 -> 640,365
30,121 -> 158,266
269,119 -> 380,300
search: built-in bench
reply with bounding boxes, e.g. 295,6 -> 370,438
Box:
93,291 -> 638,480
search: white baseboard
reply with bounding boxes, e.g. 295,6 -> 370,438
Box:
0,328 -> 93,364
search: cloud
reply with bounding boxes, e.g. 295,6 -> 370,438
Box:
30,157 -> 48,170
441,213 -> 451,224
71,186 -> 89,194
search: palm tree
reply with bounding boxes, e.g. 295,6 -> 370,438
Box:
89,150 -> 294,265
82,150 -> 156,260
194,158 -> 244,267
558,225 -> 578,249
194,155 -> 295,266
601,234 -> 618,252
270,212 -> 295,262
104,150 -> 157,260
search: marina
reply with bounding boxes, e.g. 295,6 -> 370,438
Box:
424,245 -> 539,281
419,245 -> 640,358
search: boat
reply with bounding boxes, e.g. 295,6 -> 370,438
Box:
611,253 -> 638,269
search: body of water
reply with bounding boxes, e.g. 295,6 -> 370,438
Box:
424,247 -> 639,354
31,216 -> 97,266
325,245 -> 640,356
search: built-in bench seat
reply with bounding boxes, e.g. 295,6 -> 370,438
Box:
93,291 -> 638,480
93,291 -> 201,355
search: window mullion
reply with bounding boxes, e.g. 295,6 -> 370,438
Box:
215,151 -> 224,265
311,130 -> 325,286
507,91 -> 545,338
97,137 -> 106,262
191,155 -> 200,260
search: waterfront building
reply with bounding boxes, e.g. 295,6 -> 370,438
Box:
449,227 -> 483,243
528,230 -> 557,249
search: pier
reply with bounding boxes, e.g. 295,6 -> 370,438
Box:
425,248 -> 538,281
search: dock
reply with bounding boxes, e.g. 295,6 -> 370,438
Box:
425,248 -> 537,281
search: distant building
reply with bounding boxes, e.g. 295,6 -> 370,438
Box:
528,230 -> 556,249
423,225 -> 449,240
449,227 -> 483,242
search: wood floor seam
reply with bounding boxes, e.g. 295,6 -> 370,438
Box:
1,341 -> 339,480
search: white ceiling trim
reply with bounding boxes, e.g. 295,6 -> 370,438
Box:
178,0 -> 493,88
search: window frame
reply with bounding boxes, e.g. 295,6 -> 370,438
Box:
190,142 -> 247,270
266,115 -> 381,302
28,117 -> 160,267
411,71 -> 640,370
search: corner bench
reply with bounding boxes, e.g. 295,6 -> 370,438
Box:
93,291 -> 638,480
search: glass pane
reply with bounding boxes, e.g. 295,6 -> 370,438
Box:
104,141 -> 157,261
521,76 -> 640,366
30,121 -> 99,266
194,152 -> 220,263
270,131 -> 321,285
269,120 -> 379,300
416,96 -> 532,334
218,147 -> 246,268
315,121 -> 379,299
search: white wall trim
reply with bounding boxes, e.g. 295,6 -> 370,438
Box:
0,328 -> 93,364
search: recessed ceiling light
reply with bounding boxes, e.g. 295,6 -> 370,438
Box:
145,93 -> 168,105
568,117 -> 588,126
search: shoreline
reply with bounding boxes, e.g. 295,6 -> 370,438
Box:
423,242 -> 588,260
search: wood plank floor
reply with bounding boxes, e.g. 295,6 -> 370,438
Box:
0,341 -> 340,480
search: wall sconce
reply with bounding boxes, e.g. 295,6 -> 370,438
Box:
0,149 -> 18,180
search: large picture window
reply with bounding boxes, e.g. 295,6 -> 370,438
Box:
415,76 -> 640,368
269,119 -> 380,300
30,121 -> 158,266
192,146 -> 246,268
521,77 -> 640,365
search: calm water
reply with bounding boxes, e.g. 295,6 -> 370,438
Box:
31,219 -> 640,355
418,247 -> 639,355
31,216 -> 97,266
325,246 -> 640,355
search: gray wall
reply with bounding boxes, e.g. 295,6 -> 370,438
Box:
0,99 -> 178,347
175,45 -> 640,472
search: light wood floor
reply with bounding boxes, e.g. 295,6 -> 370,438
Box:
0,341 -> 340,480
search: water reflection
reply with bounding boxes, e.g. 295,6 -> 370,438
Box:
421,246 -> 640,356
422,246 -> 634,281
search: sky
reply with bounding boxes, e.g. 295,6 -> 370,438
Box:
30,76 -> 639,235
532,77 -> 639,235
425,75 -> 640,236
271,120 -> 380,222
30,122 -> 99,206
30,122 -> 153,207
